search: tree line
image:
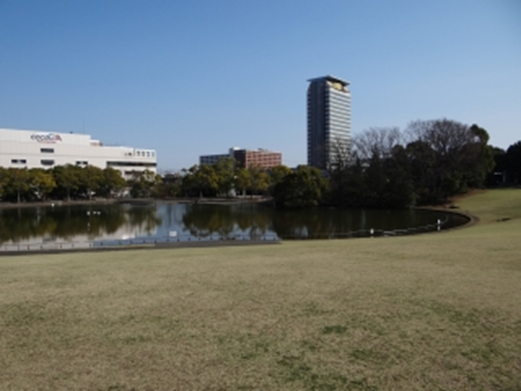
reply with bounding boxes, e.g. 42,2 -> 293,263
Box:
268,118 -> 518,209
161,160 -> 294,200
488,141 -> 521,185
1,118 -> 519,207
0,165 -> 149,203
0,160 -> 292,204
327,119 -> 495,207
327,118 -> 521,208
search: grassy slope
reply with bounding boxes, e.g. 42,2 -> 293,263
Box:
1,189 -> 520,391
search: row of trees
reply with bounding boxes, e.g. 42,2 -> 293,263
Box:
167,160 -> 293,199
158,163 -> 329,209
174,119 -> 515,208
0,160 -> 291,204
327,119 -> 496,207
168,160 -> 328,209
0,165 -> 150,203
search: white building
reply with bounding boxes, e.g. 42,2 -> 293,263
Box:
0,128 -> 157,178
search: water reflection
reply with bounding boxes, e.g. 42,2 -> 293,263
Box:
0,203 -> 161,246
182,204 -> 271,240
0,202 -> 468,249
269,208 -> 433,239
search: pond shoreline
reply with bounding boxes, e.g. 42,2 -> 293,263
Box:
0,197 -> 474,255
0,197 -> 269,210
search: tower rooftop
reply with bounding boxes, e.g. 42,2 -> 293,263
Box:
307,75 -> 350,86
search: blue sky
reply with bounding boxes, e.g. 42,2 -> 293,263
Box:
1,0 -> 520,171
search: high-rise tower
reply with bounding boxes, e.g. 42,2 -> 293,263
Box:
307,75 -> 351,170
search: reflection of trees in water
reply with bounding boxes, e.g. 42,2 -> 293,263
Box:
0,204 -> 161,243
0,210 -> 56,243
182,205 -> 237,239
126,206 -> 162,235
271,208 -> 447,238
235,205 -> 272,240
0,203 -> 456,244
182,204 -> 272,239
271,209 -> 368,239
161,203 -> 186,228
271,209 -> 339,239
48,205 -> 128,239
180,205 -> 406,240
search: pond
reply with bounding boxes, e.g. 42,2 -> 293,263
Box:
0,201 -> 469,251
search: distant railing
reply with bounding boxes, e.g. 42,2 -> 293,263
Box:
280,217 -> 450,240
0,234 -> 279,253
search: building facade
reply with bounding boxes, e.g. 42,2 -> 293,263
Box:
307,75 -> 351,170
199,153 -> 232,166
200,147 -> 282,169
233,148 -> 282,169
0,128 -> 157,179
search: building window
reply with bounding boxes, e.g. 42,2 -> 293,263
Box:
41,159 -> 55,166
11,159 -> 27,164
40,148 -> 54,153
107,161 -> 157,168
76,161 -> 88,166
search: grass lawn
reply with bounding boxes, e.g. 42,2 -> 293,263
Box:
1,189 -> 520,390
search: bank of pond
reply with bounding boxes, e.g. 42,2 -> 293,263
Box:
0,201 -> 469,252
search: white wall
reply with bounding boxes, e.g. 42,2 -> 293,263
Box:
0,128 -> 157,178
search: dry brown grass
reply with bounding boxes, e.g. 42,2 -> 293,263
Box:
1,189 -> 521,390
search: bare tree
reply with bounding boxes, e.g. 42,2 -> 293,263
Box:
404,119 -> 477,157
353,127 -> 402,161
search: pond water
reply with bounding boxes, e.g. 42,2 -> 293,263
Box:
0,201 -> 469,251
